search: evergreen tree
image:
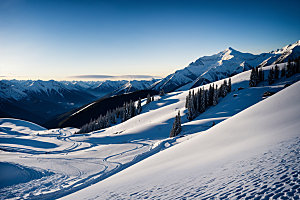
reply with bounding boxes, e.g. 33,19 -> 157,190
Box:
110,111 -> 116,124
176,111 -> 181,134
205,89 -> 209,108
208,85 -> 213,106
137,98 -> 142,114
268,68 -> 275,84
297,59 -> 300,73
258,67 -> 264,81
128,100 -> 133,118
185,95 -> 189,108
196,89 -> 200,112
169,111 -> 181,137
222,80 -> 228,97
228,78 -> 232,92
286,60 -> 293,78
122,102 -> 127,121
274,65 -> 279,79
249,68 -> 258,87
213,85 -> 218,106
187,95 -> 196,120
281,66 -> 286,77
146,94 -> 151,104
200,88 -> 206,113
296,58 -> 300,73
255,67 -> 260,84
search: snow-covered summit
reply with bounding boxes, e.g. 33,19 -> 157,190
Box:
153,40 -> 300,92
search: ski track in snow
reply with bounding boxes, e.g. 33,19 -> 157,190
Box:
0,125 -> 175,199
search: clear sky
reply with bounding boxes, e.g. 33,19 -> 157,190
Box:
0,0 -> 299,81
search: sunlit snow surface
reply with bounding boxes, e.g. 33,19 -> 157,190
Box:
63,78 -> 300,200
0,64 -> 299,199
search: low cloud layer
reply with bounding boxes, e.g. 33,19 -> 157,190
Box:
69,75 -> 161,80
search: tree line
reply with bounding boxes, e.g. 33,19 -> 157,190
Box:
250,57 -> 300,86
77,92 -> 159,134
186,78 -> 231,121
170,78 -> 232,137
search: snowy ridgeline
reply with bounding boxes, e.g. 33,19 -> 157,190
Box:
0,63 -> 299,199
154,40 -> 300,92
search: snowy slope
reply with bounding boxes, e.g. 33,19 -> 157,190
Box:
153,40 -> 300,92
0,64 -> 299,199
272,40 -> 300,63
62,80 -> 300,200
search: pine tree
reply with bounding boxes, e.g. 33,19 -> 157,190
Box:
268,68 -> 275,85
281,66 -> 286,77
110,111 -> 116,124
249,68 -> 258,87
137,98 -> 142,114
187,95 -> 196,120
146,94 -> 151,104
209,84 -> 215,106
200,88 -> 206,113
274,65 -> 279,79
169,111 -> 181,137
128,100 -> 133,118
122,102 -> 127,121
228,78 -> 232,92
176,111 -> 181,134
222,80 -> 228,97
258,67 -> 264,82
205,89 -> 209,108
296,58 -> 300,73
286,60 -> 293,78
255,67 -> 260,84
196,89 -> 200,112
213,85 -> 218,106
185,95 -> 189,108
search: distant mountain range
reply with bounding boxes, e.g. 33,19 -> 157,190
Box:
1,40 -> 299,127
152,40 -> 300,92
0,79 -> 158,125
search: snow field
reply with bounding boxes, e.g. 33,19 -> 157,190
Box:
0,63 -> 299,199
62,79 -> 300,200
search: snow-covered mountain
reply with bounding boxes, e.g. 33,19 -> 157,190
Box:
153,40 -> 300,92
0,79 -> 158,101
0,79 -> 158,125
1,62 -> 299,199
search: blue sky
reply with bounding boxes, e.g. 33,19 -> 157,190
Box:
0,0 -> 299,80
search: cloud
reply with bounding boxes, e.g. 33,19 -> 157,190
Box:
69,74 -> 161,80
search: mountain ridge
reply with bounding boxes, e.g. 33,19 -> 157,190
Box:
0,79 -> 158,125
153,40 -> 300,92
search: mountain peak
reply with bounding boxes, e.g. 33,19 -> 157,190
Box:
223,47 -> 238,54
